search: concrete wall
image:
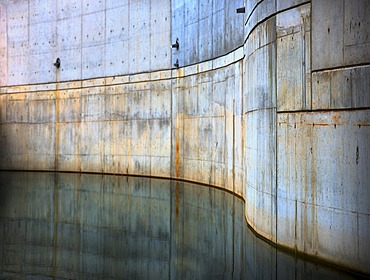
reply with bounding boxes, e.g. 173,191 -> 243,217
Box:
0,0 -> 172,86
0,0 -> 369,275
244,0 -> 370,274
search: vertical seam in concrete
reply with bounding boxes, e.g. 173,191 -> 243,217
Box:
149,0 -> 152,177
232,97 -> 236,277
6,3 -> 9,87
54,0 -> 60,173
52,173 -> 59,277
309,1 -> 313,110
80,1 -> 83,85
342,0 -> 345,67
128,1 -> 130,76
102,0 -> 107,173
302,16 -> 306,110
274,4 -> 279,277
169,1 -> 173,278
28,0 -> 30,80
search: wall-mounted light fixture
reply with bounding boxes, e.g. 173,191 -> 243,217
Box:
172,38 -> 179,50
54,58 -> 61,68
236,7 -> 245,13
174,59 -> 179,69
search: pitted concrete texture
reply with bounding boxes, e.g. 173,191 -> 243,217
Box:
0,0 -> 369,275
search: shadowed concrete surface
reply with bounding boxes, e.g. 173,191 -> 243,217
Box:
0,0 -> 369,275
0,171 -> 364,279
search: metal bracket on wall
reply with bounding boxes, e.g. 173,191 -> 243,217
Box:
172,38 -> 179,50
236,7 -> 245,13
174,59 -> 179,69
54,58 -> 61,68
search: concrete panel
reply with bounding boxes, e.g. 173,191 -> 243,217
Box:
28,92 -> 55,124
29,21 -> 57,55
171,0 -> 185,68
129,0 -> 151,73
183,22 -> 199,65
149,119 -> 171,158
277,4 -> 311,111
27,123 -> 55,170
276,197 -> 296,247
277,0 -> 309,11
29,52 -> 56,84
244,42 -> 276,111
198,16 -> 213,62
0,95 -> 6,125
105,41 -> 129,76
319,207 -> 358,264
127,84 -> 151,120
150,29 -> 171,71
6,94 -> 29,123
58,48 -> 82,81
359,213 -> 370,271
81,88 -> 105,121
312,0 -> 344,70
58,122 -> 80,171
58,89 -> 81,122
80,121 -> 103,172
150,0 -> 171,70
106,0 -> 129,10
57,0 -> 82,19
29,0 -> 57,24
82,11 -> 105,47
245,108 -> 277,241
277,110 -> 370,272
278,111 -> 370,213
312,65 -> 370,110
257,0 -> 276,24
0,5 -> 7,86
343,0 -> 370,65
57,16 -> 82,51
82,44 -> 105,79
150,81 -> 171,119
224,0 -> 244,53
7,54 -> 29,86
106,5 -> 129,44
83,0 -> 105,14
245,0 -> 276,41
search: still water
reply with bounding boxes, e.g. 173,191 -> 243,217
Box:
0,171 -> 361,279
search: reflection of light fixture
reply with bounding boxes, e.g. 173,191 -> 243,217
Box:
174,59 -> 179,69
54,58 -> 61,68
236,7 -> 245,13
172,38 -> 179,50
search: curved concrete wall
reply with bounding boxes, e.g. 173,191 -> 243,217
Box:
243,0 -> 370,274
0,0 -> 369,275
0,0 -> 172,85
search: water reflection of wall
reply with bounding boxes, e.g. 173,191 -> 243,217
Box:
0,172 -> 243,278
0,172 -> 359,279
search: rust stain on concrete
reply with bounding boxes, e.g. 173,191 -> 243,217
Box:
175,182 -> 180,219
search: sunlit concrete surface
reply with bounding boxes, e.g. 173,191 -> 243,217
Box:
0,0 -> 369,275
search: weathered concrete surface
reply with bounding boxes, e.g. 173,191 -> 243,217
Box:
0,52 -> 244,197
243,0 -> 370,274
0,0 -> 369,275
312,0 -> 370,70
244,16 -> 277,242
1,0 -> 172,86
277,111 -> 370,270
171,0 -> 244,67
